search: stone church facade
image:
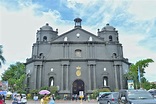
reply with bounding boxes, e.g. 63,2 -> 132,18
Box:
25,18 -> 130,95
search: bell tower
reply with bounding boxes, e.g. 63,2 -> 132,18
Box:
74,18 -> 82,28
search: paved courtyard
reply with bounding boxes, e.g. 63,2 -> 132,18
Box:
5,99 -> 98,104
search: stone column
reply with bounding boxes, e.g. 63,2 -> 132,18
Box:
61,65 -> 64,90
119,65 -> 123,89
88,65 -> 91,90
92,44 -> 95,58
90,44 -> 92,58
67,43 -> 69,58
66,65 -> 69,90
87,44 -> 90,58
93,65 -> 96,89
89,44 -> 91,58
34,65 -> 37,89
65,44 -> 66,58
39,65 -> 42,88
63,44 -> 65,58
114,65 -> 118,89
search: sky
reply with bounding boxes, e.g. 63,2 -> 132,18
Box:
0,0 -> 156,82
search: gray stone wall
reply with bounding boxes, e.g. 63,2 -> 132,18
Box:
25,21 -> 130,95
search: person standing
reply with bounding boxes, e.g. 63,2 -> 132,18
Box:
2,95 -> 5,104
0,94 -> 4,104
12,95 -> 18,104
40,97 -> 44,104
72,94 -> 74,101
74,94 -> 77,102
17,94 -> 21,104
87,94 -> 90,102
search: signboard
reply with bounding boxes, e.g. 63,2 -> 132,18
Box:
127,80 -> 134,90
0,81 -> 8,91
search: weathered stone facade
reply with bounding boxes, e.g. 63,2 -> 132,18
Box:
25,18 -> 130,96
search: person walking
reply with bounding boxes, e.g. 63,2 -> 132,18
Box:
48,95 -> 55,104
43,94 -> 49,104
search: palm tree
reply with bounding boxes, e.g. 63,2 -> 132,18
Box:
0,45 -> 6,67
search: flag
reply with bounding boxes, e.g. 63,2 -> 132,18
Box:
138,66 -> 141,83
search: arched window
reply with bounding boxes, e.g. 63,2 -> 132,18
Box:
103,76 -> 108,86
43,36 -> 47,41
109,35 -> 112,41
112,53 -> 117,58
37,38 -> 39,41
39,53 -> 43,59
75,49 -> 82,57
64,37 -> 67,41
39,53 -> 43,57
88,36 -> 93,41
49,77 -> 54,86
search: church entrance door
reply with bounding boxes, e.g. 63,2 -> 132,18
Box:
72,79 -> 84,95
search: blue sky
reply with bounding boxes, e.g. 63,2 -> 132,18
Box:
0,0 -> 156,82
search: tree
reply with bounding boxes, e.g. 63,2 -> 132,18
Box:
0,45 -> 5,67
124,58 -> 154,89
1,62 -> 26,92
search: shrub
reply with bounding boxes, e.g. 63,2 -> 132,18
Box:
92,88 -> 111,99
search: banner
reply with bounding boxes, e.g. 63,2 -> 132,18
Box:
138,66 -> 141,83
127,80 -> 134,90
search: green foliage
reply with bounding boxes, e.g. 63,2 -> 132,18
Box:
0,45 -> 5,67
55,95 -> 61,100
92,89 -> 99,98
17,90 -> 26,94
114,88 -> 119,92
40,86 -> 49,90
49,86 -> 58,95
30,89 -> 39,94
150,83 -> 156,89
98,88 -> 111,92
92,88 -> 111,99
90,94 -> 95,99
124,58 -> 154,89
1,62 -> 26,91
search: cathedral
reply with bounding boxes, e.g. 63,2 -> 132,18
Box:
25,18 -> 130,96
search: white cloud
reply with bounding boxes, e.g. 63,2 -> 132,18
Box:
119,30 -> 156,82
0,2 -> 72,73
128,0 -> 156,20
0,0 -> 156,82
67,0 -> 97,8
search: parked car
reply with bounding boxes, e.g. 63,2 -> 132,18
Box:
98,92 -> 112,104
148,89 -> 156,98
99,92 -> 119,104
118,89 -> 156,104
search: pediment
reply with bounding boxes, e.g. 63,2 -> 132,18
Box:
53,28 -> 104,42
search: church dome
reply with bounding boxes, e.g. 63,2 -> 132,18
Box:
40,23 -> 53,30
101,23 -> 115,31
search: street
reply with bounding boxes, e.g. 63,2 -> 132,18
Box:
5,99 -> 98,104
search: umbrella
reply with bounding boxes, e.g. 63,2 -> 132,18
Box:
39,90 -> 50,95
7,91 -> 12,95
0,91 -> 7,95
